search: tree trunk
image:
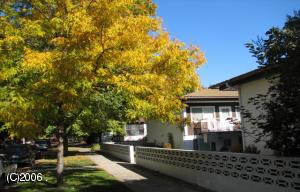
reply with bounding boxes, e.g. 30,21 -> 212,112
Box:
63,135 -> 68,156
56,126 -> 64,185
99,132 -> 102,144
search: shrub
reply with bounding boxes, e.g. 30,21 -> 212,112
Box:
91,143 -> 101,152
163,143 -> 172,149
245,144 -> 260,154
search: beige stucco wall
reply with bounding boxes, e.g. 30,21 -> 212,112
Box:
239,77 -> 274,155
146,120 -> 184,149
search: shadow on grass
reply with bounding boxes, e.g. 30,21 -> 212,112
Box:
2,147 -> 132,192
38,149 -> 95,160
68,143 -> 92,148
7,169 -> 131,192
6,150 -> 211,192
14,147 -> 97,176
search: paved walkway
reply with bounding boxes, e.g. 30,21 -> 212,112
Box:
83,149 -> 211,192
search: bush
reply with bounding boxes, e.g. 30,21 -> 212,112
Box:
163,143 -> 172,149
91,143 -> 101,152
245,144 -> 260,154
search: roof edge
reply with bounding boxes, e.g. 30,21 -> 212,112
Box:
209,65 -> 277,90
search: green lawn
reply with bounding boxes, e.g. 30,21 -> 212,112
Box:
9,147 -> 131,192
34,147 -> 95,167
36,155 -> 96,167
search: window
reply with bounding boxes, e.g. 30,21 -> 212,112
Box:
190,107 -> 203,122
219,106 -> 232,121
235,106 -> 241,120
191,106 -> 215,122
126,124 -> 145,136
202,107 -> 215,119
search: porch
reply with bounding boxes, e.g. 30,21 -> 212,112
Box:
186,118 -> 241,135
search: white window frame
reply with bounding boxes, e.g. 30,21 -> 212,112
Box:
219,106 -> 232,120
125,124 -> 145,136
235,106 -> 241,120
190,106 -> 216,123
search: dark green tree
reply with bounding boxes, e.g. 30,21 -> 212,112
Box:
244,11 -> 300,156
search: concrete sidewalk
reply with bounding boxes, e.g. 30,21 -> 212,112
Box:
88,153 -> 211,192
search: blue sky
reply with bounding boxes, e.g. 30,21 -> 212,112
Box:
153,0 -> 300,87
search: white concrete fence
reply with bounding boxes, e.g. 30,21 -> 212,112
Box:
135,147 -> 300,192
101,143 -> 135,163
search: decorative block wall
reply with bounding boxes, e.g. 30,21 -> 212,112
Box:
101,143 -> 135,163
136,147 -> 300,192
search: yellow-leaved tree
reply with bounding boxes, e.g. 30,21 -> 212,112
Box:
0,0 -> 205,184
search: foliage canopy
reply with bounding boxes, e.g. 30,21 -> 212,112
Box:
244,11 -> 300,156
0,0 -> 205,140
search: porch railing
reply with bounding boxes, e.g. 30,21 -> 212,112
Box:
192,118 -> 240,134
